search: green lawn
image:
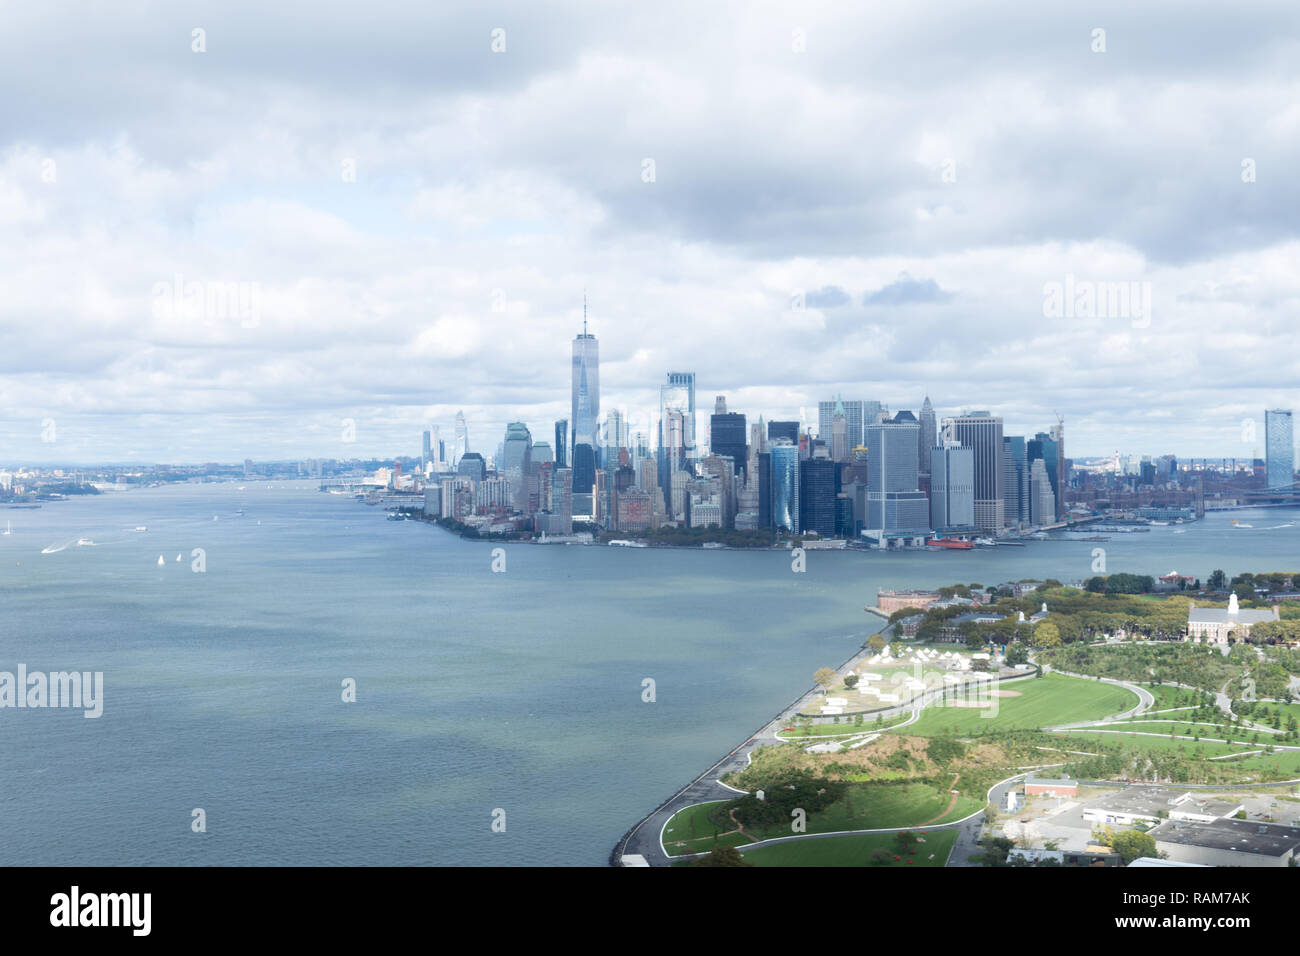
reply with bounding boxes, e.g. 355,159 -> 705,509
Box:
897,673 -> 1137,736
1049,731 -> 1252,758
1139,683 -> 1214,712
662,801 -> 752,857
743,829 -> 958,867
741,781 -> 979,842
1106,720 -> 1260,741
777,713 -> 910,738
662,782 -> 979,856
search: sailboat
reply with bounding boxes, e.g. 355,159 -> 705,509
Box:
175,553 -> 182,562
2,520 -> 11,535
157,555 -> 165,566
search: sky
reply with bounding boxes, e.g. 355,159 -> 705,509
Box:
2,0 -> 1299,465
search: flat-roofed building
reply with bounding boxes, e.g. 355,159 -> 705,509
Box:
1024,776 -> 1077,798
1150,818 -> 1300,867
1082,788 -> 1242,827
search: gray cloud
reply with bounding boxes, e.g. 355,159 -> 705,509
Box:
1,1 -> 1298,462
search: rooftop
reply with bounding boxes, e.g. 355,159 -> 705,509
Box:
1150,818 -> 1300,857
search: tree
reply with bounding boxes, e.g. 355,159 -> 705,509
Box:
867,633 -> 887,653
1110,829 -> 1158,864
1006,643 -> 1030,666
844,673 -> 860,689
695,846 -> 752,867
1032,621 -> 1062,648
1208,569 -> 1227,590
813,667 -> 837,695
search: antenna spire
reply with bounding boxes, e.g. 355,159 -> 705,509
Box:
583,290 -> 587,335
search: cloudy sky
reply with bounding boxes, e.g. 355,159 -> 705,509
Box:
2,1 -> 1299,464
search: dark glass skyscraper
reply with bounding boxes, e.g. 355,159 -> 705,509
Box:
1002,435 -> 1027,526
710,410 -> 747,478
767,420 -> 799,444
798,458 -> 838,536
554,419 -> 568,469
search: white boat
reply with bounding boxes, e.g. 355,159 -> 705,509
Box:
133,525 -> 148,532
157,555 -> 165,566
76,538 -> 95,547
1,520 -> 10,535
175,553 -> 182,562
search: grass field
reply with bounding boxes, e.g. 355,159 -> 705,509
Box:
741,782 -> 980,842
1138,683 -> 1214,712
661,801 -> 751,857
1105,720 -> 1261,741
742,829 -> 959,867
897,673 -> 1137,736
1048,731 -> 1254,758
661,781 -> 979,856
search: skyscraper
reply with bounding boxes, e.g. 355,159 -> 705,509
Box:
554,419 -> 568,469
918,396 -> 936,478
865,411 -> 928,531
767,420 -> 799,444
453,411 -> 468,467
501,422 -> 533,514
1002,435 -> 1027,527
1029,458 -> 1056,525
659,372 -> 696,455
571,302 -> 600,465
1027,432 -> 1060,523
944,412 -> 1004,531
769,440 -> 799,532
1050,420 -> 1066,519
819,399 -> 866,451
658,372 -> 696,506
798,457 -> 838,536
1266,409 -> 1294,490
710,401 -> 747,479
930,442 -> 974,530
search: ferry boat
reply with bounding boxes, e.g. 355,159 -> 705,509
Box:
926,537 -> 974,550
607,539 -> 648,548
